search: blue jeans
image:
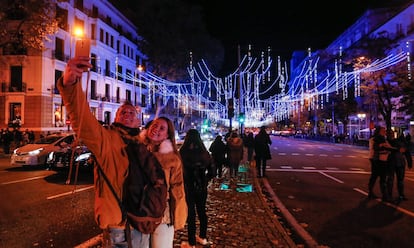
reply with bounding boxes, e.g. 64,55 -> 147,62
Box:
102,226 -> 150,248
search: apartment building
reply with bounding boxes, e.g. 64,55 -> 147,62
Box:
288,0 -> 414,135
0,0 -> 147,133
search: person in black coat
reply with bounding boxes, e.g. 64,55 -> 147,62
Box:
244,131 -> 255,162
209,135 -> 226,178
180,129 -> 214,247
254,126 -> 272,178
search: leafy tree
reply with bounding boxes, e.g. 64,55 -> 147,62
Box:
110,0 -> 224,82
397,62 -> 414,117
0,0 -> 59,54
343,36 -> 405,131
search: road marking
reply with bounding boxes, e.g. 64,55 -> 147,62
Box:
319,171 -> 344,183
305,154 -> 314,156
47,185 -> 94,200
278,153 -> 287,155
353,188 -> 414,218
319,154 -> 328,157
1,176 -> 46,185
303,166 -> 316,169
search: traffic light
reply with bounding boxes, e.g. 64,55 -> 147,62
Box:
239,112 -> 245,123
228,99 -> 234,118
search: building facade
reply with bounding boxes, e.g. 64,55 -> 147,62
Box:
0,0 -> 147,134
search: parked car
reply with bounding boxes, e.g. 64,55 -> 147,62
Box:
10,133 -> 76,168
47,140 -> 95,171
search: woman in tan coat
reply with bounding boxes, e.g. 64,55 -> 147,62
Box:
139,117 -> 187,248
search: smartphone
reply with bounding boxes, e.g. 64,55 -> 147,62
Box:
75,39 -> 91,71
75,39 -> 90,57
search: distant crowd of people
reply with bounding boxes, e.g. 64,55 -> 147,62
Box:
0,128 -> 36,154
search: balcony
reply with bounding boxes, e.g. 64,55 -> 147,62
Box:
1,82 -> 27,92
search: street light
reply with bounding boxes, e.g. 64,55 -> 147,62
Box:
357,113 -> 366,134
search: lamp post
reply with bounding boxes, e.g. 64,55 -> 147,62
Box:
136,65 -> 144,124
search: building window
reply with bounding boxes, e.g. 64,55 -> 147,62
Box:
105,84 -> 110,101
116,87 -> 120,103
91,80 -> 97,100
54,70 -> 63,94
54,37 -> 64,61
126,89 -> 131,102
10,66 -> 22,92
10,102 -> 22,127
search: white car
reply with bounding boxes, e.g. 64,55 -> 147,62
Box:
10,133 -> 75,168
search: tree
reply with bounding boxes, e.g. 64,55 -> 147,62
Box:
343,36 -> 404,131
0,0 -> 59,55
110,0 -> 225,81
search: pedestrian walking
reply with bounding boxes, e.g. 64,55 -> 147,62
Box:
244,131 -> 255,162
179,129 -> 214,248
226,131 -> 244,178
209,135 -> 226,178
254,126 -> 272,178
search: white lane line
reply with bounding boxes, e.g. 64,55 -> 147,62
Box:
291,153 -> 300,156
305,154 -> 314,156
47,186 -> 94,200
325,167 -> 339,170
353,188 -> 414,217
303,166 -> 316,169
319,154 -> 328,157
1,176 -> 46,185
319,171 -> 344,183
278,153 -> 287,155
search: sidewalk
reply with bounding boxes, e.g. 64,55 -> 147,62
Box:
78,167 -> 298,248
172,169 -> 298,248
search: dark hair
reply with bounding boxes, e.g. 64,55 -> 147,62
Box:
181,129 -> 208,152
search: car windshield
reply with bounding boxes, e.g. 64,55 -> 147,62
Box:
34,136 -> 64,144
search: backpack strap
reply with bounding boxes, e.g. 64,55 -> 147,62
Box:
96,163 -> 132,248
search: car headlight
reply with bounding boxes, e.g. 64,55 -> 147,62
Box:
75,153 -> 91,162
28,148 -> 43,156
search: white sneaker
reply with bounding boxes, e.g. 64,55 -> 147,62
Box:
196,235 -> 209,245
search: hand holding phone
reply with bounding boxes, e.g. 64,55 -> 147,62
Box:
75,39 -> 91,71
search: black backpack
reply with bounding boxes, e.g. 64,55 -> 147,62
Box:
122,140 -> 168,234
97,139 -> 167,236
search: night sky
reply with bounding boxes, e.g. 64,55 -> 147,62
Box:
195,0 -> 402,71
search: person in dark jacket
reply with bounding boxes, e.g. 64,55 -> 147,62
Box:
209,135 -> 226,178
244,131 -> 255,162
254,126 -> 272,178
373,126 -> 396,202
386,133 -> 411,202
180,129 -> 214,248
